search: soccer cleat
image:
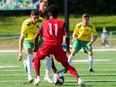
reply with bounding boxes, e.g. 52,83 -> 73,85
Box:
44,76 -> 53,83
28,75 -> 33,83
23,60 -> 28,72
55,68 -> 65,74
34,76 -> 41,86
78,78 -> 85,86
89,68 -> 95,73
28,77 -> 33,83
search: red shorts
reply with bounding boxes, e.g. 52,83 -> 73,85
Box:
36,44 -> 68,62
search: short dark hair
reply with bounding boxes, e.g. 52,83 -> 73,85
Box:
40,0 -> 48,3
31,9 -> 39,16
82,13 -> 89,18
46,5 -> 59,18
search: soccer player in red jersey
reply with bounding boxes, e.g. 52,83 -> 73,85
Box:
38,0 -> 47,18
33,5 -> 85,86
38,0 -> 57,83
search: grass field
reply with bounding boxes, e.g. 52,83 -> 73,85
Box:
0,50 -> 116,87
0,15 -> 116,34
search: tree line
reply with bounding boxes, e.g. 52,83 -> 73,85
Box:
49,0 -> 116,15
0,0 -> 115,16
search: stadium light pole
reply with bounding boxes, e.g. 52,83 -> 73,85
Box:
64,0 -> 69,31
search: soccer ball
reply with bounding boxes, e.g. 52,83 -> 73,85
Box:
52,74 -> 64,86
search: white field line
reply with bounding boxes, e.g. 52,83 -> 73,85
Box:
66,80 -> 116,82
0,59 -> 111,69
0,69 -> 116,72
72,59 -> 111,63
0,48 -> 116,53
0,80 -> 116,83
0,73 -> 116,76
0,66 -> 20,68
0,74 -> 26,76
0,68 -> 116,72
41,59 -> 111,63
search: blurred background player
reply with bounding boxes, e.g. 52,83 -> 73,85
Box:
18,9 -> 44,83
56,13 -> 97,73
33,5 -> 85,86
37,0 -> 57,83
38,0 -> 48,18
101,26 -> 109,47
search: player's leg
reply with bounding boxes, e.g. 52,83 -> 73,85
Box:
105,39 -> 109,47
33,52 -> 45,86
56,40 -> 81,74
54,46 -> 85,86
55,49 -> 77,74
26,49 -> 33,83
102,38 -> 105,46
23,41 -> 34,83
68,40 -> 81,64
51,57 -> 57,73
84,43 -> 95,73
88,50 -> 94,72
60,61 -> 85,86
33,44 -> 52,86
44,55 -> 53,83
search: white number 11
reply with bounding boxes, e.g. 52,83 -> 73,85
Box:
48,23 -> 58,36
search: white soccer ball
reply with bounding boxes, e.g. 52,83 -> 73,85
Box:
52,74 -> 64,86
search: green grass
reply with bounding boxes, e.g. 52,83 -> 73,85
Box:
69,15 -> 116,32
0,15 -> 116,34
0,51 -> 116,87
0,16 -> 29,34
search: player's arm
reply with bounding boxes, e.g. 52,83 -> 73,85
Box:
33,24 -> 42,52
72,32 -> 77,42
18,36 -> 24,61
18,23 -> 27,61
33,33 -> 39,52
72,25 -> 78,42
89,35 -> 97,46
88,26 -> 98,46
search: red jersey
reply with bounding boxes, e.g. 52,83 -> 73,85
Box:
38,9 -> 45,18
38,18 -> 69,45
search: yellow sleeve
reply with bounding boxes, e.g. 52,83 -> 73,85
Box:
39,17 -> 45,22
21,22 -> 28,37
92,25 -> 97,36
73,24 -> 79,36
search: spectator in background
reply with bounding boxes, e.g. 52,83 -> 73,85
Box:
101,27 -> 109,47
33,0 -> 40,9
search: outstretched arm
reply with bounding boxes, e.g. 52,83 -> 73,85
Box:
72,33 -> 77,42
33,33 -> 40,52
